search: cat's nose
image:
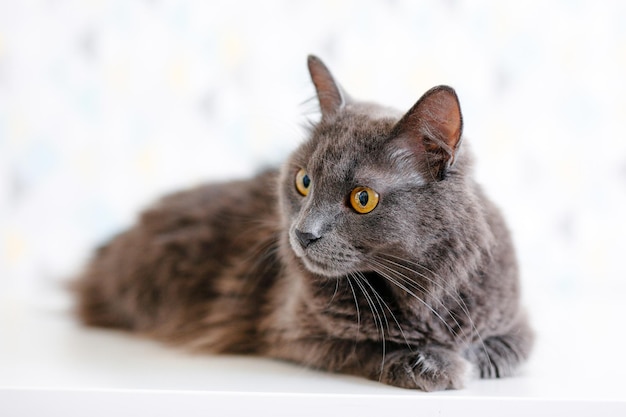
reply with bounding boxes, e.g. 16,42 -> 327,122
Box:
295,229 -> 321,249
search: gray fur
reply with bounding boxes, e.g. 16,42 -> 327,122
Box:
73,55 -> 533,391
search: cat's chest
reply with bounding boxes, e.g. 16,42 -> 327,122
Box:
267,268 -> 469,347
301,275 -> 445,345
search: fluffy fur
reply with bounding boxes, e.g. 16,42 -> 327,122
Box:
74,56 -> 533,391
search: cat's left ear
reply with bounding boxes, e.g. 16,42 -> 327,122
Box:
391,86 -> 463,181
307,55 -> 349,120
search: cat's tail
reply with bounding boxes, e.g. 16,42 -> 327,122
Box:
69,242 -> 135,331
70,280 -> 130,330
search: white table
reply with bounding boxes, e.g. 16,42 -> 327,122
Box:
1,290 -> 624,416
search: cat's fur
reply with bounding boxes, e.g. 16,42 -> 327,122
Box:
74,56 -> 533,391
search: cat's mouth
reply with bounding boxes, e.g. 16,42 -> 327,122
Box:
288,232 -> 360,278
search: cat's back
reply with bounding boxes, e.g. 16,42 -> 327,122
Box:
141,168 -> 279,248
74,169 -> 281,351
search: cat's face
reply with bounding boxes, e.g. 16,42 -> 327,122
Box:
279,57 -> 465,279
279,112 -> 412,277
279,112 -> 465,279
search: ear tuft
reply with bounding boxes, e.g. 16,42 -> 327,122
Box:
307,55 -> 347,120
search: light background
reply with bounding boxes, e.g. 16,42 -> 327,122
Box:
1,0 -> 626,318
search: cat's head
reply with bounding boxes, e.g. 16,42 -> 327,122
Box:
279,55 -> 470,278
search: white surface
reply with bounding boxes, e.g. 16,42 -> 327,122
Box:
2,1 -> 626,415
1,290 -> 625,416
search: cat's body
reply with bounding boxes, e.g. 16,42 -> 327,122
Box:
74,56 -> 533,391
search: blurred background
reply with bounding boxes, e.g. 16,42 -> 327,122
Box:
1,0 -> 625,314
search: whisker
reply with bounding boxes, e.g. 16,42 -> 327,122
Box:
345,275 -> 361,340
366,261 -> 462,343
379,255 -> 488,330
371,257 -> 468,345
376,253 -> 492,371
351,273 -> 382,337
380,253 -> 472,312
325,278 -> 341,309
355,271 -> 413,351
352,272 -> 386,380
355,272 -> 390,335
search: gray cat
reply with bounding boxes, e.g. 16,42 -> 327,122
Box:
74,55 -> 533,391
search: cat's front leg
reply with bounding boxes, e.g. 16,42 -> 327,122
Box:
266,338 -> 470,391
378,345 -> 471,391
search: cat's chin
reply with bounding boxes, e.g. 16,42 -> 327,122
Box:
287,226 -> 361,278
297,254 -> 358,278
288,242 -> 358,278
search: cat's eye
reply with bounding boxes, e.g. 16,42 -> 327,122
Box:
295,168 -> 311,196
350,186 -> 379,214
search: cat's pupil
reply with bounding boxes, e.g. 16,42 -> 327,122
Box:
302,174 -> 310,188
358,191 -> 368,206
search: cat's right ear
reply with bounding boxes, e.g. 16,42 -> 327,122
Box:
307,55 -> 348,120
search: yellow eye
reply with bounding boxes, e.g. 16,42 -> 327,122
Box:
295,168 -> 311,196
350,186 -> 379,214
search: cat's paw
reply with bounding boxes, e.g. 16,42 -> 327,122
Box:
381,346 -> 471,391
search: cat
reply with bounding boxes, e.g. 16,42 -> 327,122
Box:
73,55 -> 533,391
